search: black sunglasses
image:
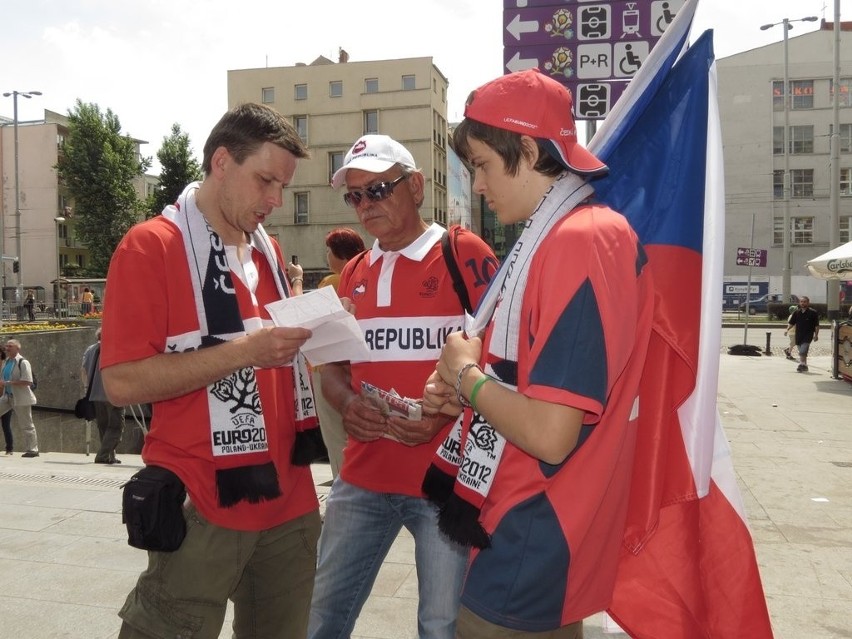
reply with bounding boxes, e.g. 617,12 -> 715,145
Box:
343,174 -> 409,208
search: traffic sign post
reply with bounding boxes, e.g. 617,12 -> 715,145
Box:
502,0 -> 685,119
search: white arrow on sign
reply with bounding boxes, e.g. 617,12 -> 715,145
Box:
506,51 -> 538,73
506,14 -> 539,41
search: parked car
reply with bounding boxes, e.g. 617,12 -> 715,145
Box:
739,293 -> 799,316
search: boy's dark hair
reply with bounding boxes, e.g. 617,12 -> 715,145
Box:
202,103 -> 310,175
453,117 -> 564,178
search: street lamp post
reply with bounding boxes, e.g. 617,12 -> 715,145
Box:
54,216 -> 65,316
760,17 -> 817,303
2,90 -> 42,319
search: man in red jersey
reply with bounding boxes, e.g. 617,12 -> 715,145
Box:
102,103 -> 320,639
308,135 -> 498,639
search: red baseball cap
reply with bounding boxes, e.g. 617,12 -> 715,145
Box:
463,69 -> 607,176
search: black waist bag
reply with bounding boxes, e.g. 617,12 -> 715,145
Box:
122,465 -> 187,552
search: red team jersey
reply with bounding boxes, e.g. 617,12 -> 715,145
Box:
101,217 -> 318,531
462,205 -> 654,631
338,224 -> 497,497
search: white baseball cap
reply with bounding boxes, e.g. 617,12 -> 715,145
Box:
331,134 -> 417,188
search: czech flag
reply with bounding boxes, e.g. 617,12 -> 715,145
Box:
587,1 -> 775,637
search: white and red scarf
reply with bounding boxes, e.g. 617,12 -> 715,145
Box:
423,173 -> 592,547
163,183 -> 319,508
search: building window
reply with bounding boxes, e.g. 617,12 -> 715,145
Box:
790,125 -> 813,154
772,81 -> 785,111
773,170 -> 784,200
774,80 -> 815,110
841,216 -> 852,243
792,217 -> 814,244
774,217 -> 815,245
830,78 -> 852,107
293,115 -> 308,144
329,151 -> 345,182
791,168 -> 813,198
841,124 -> 852,152
330,80 -> 343,97
261,87 -> 274,104
295,84 -> 307,100
294,192 -> 309,225
402,74 -> 416,91
76,254 -> 85,267
57,222 -> 68,240
841,168 -> 852,196
364,110 -> 378,134
365,78 -> 378,93
773,127 -> 784,155
433,78 -> 437,93
791,80 -> 814,110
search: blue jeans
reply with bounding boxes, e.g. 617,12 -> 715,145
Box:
308,479 -> 467,639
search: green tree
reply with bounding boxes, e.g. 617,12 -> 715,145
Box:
147,123 -> 202,218
55,100 -> 150,276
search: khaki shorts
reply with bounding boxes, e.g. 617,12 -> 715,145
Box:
119,504 -> 320,639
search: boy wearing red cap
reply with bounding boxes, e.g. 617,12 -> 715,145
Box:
422,69 -> 654,637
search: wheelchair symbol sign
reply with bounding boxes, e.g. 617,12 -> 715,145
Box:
613,41 -> 649,78
651,0 -> 684,36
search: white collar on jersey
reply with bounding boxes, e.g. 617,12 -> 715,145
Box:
367,222 -> 444,266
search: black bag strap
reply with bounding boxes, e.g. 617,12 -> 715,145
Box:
17,358 -> 37,385
441,228 -> 473,314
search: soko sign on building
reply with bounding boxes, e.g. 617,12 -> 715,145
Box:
503,0 -> 685,119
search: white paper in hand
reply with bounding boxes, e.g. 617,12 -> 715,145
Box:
265,287 -> 370,365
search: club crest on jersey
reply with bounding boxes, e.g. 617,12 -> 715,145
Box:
352,280 -> 367,300
419,275 -> 439,299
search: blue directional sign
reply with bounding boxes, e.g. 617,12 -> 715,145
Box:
502,0 -> 685,119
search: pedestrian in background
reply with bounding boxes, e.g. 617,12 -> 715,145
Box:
783,304 -> 797,361
312,227 -> 365,477
0,339 -> 39,457
0,349 -> 13,455
80,287 -> 94,315
24,290 -> 36,322
81,328 -> 126,464
788,296 -> 820,372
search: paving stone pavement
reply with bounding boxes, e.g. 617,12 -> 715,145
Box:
0,347 -> 849,638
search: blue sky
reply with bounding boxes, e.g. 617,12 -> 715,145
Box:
1,0 -> 838,171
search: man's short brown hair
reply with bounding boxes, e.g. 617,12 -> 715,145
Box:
202,103 -> 310,175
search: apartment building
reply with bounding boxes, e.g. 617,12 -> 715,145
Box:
718,21 -> 852,304
228,53 -> 450,286
0,109 -> 152,310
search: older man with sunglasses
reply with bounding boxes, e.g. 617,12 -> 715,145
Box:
308,135 -> 497,639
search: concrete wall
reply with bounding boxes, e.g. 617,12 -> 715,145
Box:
6,322 -> 98,410
2,322 -> 144,455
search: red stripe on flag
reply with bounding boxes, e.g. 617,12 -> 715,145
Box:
609,481 -> 773,639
